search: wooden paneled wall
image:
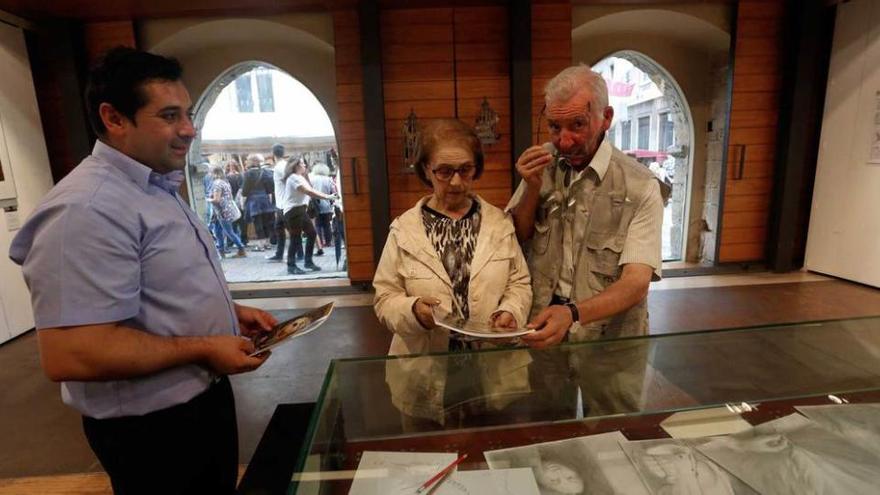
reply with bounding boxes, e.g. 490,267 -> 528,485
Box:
381,7 -> 456,218
83,21 -> 137,65
531,1 -> 572,145
718,0 -> 785,262
27,20 -> 137,185
26,25 -> 91,183
379,6 -> 512,218
333,10 -> 375,282
454,6 -> 512,210
337,3 -> 572,281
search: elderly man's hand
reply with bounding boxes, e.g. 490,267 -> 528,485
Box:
521,305 -> 573,348
515,145 -> 553,189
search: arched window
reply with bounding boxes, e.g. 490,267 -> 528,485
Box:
186,62 -> 346,282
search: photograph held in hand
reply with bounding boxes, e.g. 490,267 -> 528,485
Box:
432,307 -> 536,339
250,302 -> 334,356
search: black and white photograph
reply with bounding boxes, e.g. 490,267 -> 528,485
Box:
696,414 -> 880,495
795,403 -> 880,458
485,432 -> 650,495
620,438 -> 756,495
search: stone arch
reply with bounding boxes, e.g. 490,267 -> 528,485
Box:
594,50 -> 694,261
574,7 -> 732,262
147,17 -> 337,125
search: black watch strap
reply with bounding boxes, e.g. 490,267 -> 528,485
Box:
564,302 -> 580,324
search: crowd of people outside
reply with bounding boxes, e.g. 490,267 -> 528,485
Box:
200,144 -> 345,275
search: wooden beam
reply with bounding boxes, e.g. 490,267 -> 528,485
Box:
509,0 -> 532,190
766,0 -> 835,272
358,0 -> 391,267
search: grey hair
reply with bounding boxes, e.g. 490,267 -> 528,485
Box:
245,153 -> 264,167
311,163 -> 330,176
544,64 -> 609,115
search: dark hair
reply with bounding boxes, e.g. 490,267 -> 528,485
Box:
413,118 -> 484,187
225,160 -> 242,175
272,143 -> 285,158
283,159 -> 305,183
85,46 -> 184,136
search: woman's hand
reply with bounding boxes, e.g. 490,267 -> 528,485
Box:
412,297 -> 440,329
490,311 -> 517,331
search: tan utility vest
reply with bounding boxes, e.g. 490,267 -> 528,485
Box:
525,148 -> 661,342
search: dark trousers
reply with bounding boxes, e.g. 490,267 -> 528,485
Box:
82,377 -> 238,495
284,205 -> 316,266
273,209 -> 286,257
316,212 -> 333,246
250,212 -> 274,240
236,216 -> 248,245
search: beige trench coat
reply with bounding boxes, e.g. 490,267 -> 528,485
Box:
373,195 -> 533,423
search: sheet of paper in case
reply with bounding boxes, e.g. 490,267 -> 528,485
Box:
696,413 -> 880,495
660,406 -> 753,439
484,431 -> 650,495
348,451 -> 457,495
620,438 -> 757,494
795,403 -> 880,458
422,468 -> 540,495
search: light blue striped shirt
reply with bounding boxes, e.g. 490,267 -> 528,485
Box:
9,140 -> 239,419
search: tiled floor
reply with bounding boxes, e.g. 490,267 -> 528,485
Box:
2,272 -> 880,482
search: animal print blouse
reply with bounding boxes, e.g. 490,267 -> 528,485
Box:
420,199 -> 482,324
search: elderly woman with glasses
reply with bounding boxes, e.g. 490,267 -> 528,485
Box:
374,118 -> 533,426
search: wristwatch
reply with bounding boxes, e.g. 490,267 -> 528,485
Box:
564,302 -> 580,324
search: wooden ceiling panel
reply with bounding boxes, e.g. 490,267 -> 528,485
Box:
0,0 -> 510,22
0,0 -> 351,21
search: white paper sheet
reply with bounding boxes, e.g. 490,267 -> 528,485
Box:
348,451 -> 457,495
423,468 -> 540,495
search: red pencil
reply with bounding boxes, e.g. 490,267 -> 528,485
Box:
415,453 -> 468,494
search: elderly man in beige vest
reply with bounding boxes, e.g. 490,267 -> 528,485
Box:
508,64 -> 664,348
507,65 -> 665,416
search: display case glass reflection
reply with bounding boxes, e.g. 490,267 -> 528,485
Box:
289,317 -> 880,494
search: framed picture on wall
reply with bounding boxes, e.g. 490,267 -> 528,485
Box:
0,109 -> 17,203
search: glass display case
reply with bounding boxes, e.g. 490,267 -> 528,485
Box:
289,317 -> 880,494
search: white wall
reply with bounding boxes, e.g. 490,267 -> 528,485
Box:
0,22 -> 55,343
805,0 -> 880,288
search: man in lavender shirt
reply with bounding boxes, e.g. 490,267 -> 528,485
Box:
9,47 -> 276,494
